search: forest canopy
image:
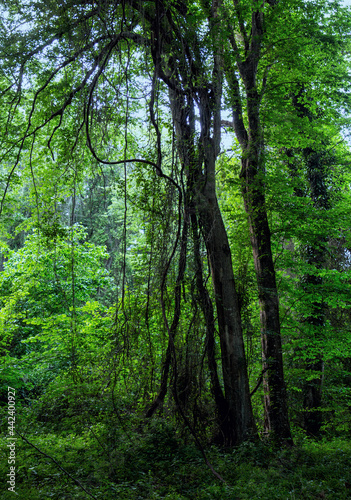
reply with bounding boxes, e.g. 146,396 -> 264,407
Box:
1,0 -> 351,498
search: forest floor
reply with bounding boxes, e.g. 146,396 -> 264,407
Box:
1,413 -> 351,499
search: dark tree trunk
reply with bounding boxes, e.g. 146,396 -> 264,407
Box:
196,86 -> 257,445
241,154 -> 292,442
145,0 -> 257,446
190,210 -> 231,444
197,190 -> 257,444
224,10 -> 293,444
167,79 -> 257,445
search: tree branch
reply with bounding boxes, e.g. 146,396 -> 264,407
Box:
250,367 -> 269,397
17,432 -> 98,500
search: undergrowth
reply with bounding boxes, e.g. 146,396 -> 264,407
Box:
1,404 -> 351,499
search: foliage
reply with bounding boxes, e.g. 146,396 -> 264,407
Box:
0,0 -> 351,496
1,418 -> 351,499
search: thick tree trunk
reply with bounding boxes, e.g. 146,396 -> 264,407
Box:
197,190 -> 257,445
223,6 -> 293,443
166,75 -> 257,445
222,6 -> 293,441
196,87 -> 257,445
190,210 -> 231,444
148,0 -> 258,441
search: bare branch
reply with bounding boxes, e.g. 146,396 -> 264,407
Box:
17,432 -> 98,500
250,367 -> 269,397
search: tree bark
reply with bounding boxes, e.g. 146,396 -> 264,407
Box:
241,155 -> 292,442
196,87 -> 257,445
197,187 -> 257,445
144,0 -> 257,446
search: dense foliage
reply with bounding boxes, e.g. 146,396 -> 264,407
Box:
0,0 -> 351,497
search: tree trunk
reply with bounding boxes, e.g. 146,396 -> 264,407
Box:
198,189 -> 257,445
146,0 -> 257,445
190,210 -> 231,444
241,154 -> 292,443
224,12 -> 293,443
167,79 -> 257,445
196,89 -> 257,445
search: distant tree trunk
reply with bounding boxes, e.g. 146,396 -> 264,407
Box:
286,146 -> 327,437
290,87 -> 330,436
302,147 -> 329,437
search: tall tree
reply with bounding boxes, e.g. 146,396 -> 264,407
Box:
222,1 -> 292,443
145,0 -> 257,445
221,0 -> 351,443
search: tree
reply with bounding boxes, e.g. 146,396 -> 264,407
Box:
220,0 -> 351,443
221,2 -> 292,443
